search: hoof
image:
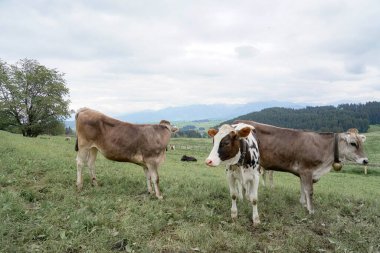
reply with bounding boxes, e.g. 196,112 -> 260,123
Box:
91,180 -> 98,187
76,183 -> 83,191
252,217 -> 261,226
156,195 -> 164,200
231,210 -> 238,220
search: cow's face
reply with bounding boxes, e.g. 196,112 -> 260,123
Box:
160,120 -> 179,133
339,128 -> 368,164
205,124 -> 253,167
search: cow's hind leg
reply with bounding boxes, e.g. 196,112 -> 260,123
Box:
76,148 -> 89,191
300,173 -> 314,214
87,147 -> 98,187
147,164 -> 163,199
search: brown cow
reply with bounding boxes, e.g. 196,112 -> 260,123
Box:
75,108 -> 178,199
235,120 -> 368,214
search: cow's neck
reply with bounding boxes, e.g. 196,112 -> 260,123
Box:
237,139 -> 248,167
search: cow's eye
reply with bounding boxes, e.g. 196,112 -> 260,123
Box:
350,142 -> 357,148
220,141 -> 229,147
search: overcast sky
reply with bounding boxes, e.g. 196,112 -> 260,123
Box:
1,0 -> 379,116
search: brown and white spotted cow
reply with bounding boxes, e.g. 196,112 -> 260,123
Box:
235,120 -> 369,214
205,123 -> 261,225
75,108 -> 178,199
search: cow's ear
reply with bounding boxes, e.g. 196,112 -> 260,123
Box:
237,127 -> 252,138
359,134 -> 366,143
208,128 -> 218,137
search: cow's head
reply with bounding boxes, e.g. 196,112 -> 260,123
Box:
205,124 -> 254,167
160,120 -> 179,133
339,128 -> 368,164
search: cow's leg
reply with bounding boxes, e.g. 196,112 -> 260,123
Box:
226,168 -> 239,220
249,168 -> 260,225
147,164 -> 163,199
76,148 -> 89,191
268,170 -> 274,189
87,147 -> 98,187
261,167 -> 267,187
299,181 -> 306,207
300,173 -> 314,214
143,166 -> 153,195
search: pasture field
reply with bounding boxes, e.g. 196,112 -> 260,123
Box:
0,130 -> 379,253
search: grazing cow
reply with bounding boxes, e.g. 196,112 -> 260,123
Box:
181,155 -> 197,162
205,123 -> 261,225
235,120 -> 368,214
75,108 -> 178,199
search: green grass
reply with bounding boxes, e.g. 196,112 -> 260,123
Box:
0,130 -> 379,252
171,120 -> 222,130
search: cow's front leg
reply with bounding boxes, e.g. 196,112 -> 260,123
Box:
249,168 -> 260,225
268,170 -> 274,189
148,164 -> 163,199
300,173 -> 314,214
143,167 -> 153,195
299,181 -> 306,207
226,169 -> 238,220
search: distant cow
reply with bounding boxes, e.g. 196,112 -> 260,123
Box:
205,123 -> 261,225
75,108 -> 178,199
235,120 -> 368,214
181,155 -> 197,162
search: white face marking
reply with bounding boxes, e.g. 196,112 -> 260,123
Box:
206,123 -> 259,167
206,124 -> 238,167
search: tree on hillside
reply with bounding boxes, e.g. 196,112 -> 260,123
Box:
0,59 -> 70,137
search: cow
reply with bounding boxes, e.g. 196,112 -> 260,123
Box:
205,123 -> 261,225
75,108 -> 178,199
180,155 -> 197,162
235,120 -> 368,214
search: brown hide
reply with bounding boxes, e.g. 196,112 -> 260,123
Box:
75,108 -> 178,198
76,108 -> 173,164
235,120 -> 335,176
234,120 -> 368,214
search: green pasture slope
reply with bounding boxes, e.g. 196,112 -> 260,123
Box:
0,129 -> 379,253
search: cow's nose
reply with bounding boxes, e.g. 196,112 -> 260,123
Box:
363,159 -> 369,165
205,159 -> 213,166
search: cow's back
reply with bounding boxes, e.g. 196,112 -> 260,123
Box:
76,108 -> 171,163
237,120 -> 334,175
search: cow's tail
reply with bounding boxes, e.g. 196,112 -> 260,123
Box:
74,108 -> 87,152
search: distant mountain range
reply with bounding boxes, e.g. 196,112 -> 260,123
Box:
65,101 -> 306,128
116,101 -> 306,123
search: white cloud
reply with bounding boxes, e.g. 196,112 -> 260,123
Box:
0,0 -> 379,116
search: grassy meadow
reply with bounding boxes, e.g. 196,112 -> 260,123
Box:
0,129 -> 379,252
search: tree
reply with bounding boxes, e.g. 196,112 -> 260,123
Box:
0,59 -> 70,137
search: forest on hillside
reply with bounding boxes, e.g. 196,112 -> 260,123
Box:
224,101 -> 380,133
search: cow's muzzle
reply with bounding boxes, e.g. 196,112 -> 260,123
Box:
205,159 -> 215,167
